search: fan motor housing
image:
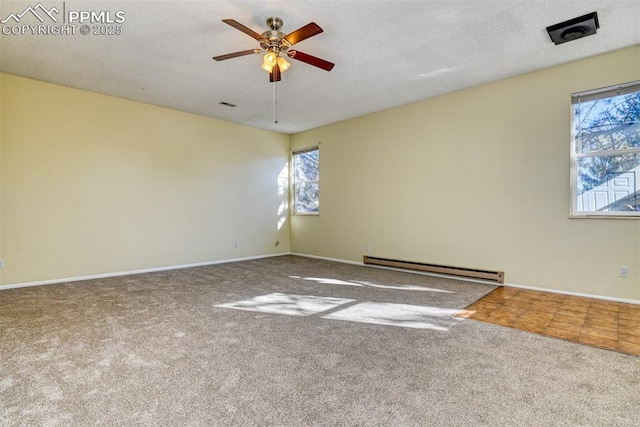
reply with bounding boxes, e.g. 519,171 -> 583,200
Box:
261,18 -> 288,51
261,29 -> 285,42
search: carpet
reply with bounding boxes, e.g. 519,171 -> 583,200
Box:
1,255 -> 639,426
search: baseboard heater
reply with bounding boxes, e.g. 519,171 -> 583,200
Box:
363,256 -> 504,284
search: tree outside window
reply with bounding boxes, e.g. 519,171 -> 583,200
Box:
292,147 -> 319,214
572,82 -> 640,217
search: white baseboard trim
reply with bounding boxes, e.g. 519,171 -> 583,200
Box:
0,253 -> 291,291
503,282 -> 640,306
290,253 -> 640,305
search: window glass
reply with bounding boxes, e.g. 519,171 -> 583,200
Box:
571,82 -> 640,217
292,147 -> 319,214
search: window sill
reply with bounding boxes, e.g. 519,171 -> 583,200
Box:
570,213 -> 640,219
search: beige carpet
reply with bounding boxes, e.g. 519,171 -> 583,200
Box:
1,255 -> 639,426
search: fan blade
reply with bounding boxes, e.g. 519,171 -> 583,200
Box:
212,49 -> 259,61
222,19 -> 263,40
284,22 -> 323,45
287,50 -> 334,71
270,63 -> 282,82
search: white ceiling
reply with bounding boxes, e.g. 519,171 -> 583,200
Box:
1,1 -> 639,134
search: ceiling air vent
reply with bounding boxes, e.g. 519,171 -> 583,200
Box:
546,12 -> 599,45
219,101 -> 237,108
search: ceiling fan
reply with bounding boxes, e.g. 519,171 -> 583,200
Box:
212,17 -> 335,82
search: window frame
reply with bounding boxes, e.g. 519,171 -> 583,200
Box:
291,146 -> 320,216
570,80 -> 640,218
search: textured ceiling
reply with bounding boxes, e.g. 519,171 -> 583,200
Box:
1,1 -> 639,134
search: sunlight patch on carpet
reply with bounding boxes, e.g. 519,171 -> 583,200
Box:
293,276 -> 454,293
216,293 -> 464,331
322,302 -> 463,330
215,293 -> 355,316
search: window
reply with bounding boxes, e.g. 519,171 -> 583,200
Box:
571,81 -> 640,217
292,146 -> 319,214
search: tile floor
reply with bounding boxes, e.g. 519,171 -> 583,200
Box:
457,287 -> 640,357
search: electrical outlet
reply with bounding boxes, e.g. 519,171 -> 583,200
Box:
365,244 -> 371,253
0,259 -> 3,268
619,266 -> 629,278
233,241 -> 239,249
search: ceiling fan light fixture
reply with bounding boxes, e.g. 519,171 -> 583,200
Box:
261,51 -> 278,72
264,51 -> 277,64
276,56 -> 291,72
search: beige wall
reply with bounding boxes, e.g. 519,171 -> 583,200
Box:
0,74 -> 3,284
291,45 -> 640,300
0,73 -> 290,285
